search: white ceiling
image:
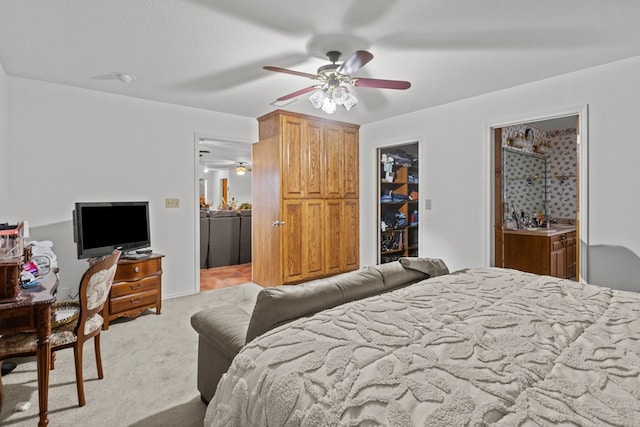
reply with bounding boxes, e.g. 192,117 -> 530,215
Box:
199,138 -> 252,171
1,1 -> 639,132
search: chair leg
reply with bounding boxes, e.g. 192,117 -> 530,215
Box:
0,366 -> 4,410
50,351 -> 56,370
73,343 -> 86,407
94,334 -> 104,379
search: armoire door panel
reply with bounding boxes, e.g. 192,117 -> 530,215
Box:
343,127 -> 359,199
304,120 -> 324,198
304,200 -> 325,278
342,199 -> 359,271
281,115 -> 304,199
324,124 -> 343,199
325,200 -> 343,274
282,201 -> 304,282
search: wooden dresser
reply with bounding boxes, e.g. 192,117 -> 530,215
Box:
103,253 -> 164,329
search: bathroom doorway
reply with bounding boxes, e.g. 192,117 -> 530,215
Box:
492,111 -> 587,282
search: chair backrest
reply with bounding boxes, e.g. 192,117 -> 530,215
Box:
75,250 -> 121,337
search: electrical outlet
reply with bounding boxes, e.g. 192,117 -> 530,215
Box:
59,287 -> 71,299
424,199 -> 432,210
165,198 -> 180,208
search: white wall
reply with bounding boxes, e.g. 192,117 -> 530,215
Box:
7,77 -> 257,297
228,170 -> 252,207
204,169 -> 252,210
0,61 -> 9,218
208,169 -> 227,208
360,55 -> 640,290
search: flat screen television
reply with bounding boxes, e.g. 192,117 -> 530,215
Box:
73,201 -> 150,259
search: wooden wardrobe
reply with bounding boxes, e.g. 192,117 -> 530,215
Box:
252,110 -> 359,286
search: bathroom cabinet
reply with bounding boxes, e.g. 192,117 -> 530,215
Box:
503,228 -> 576,280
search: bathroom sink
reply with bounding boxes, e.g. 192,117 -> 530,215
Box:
526,227 -> 556,232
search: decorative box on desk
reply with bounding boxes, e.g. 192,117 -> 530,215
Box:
1,222 -> 25,301
0,258 -> 21,302
103,253 -> 164,330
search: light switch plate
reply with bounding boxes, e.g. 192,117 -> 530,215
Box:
165,198 -> 180,208
424,199 -> 432,210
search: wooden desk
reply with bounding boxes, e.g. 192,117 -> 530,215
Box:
0,269 -> 58,427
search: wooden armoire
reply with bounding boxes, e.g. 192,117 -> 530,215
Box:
252,110 -> 359,286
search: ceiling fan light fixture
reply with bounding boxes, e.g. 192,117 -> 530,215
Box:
332,85 -> 347,105
309,89 -> 325,109
342,92 -> 358,111
235,162 -> 248,175
321,97 -> 337,114
309,83 -> 356,113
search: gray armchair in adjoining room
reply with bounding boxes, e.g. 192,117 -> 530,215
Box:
207,211 -> 240,268
239,210 -> 251,264
199,210 -> 210,269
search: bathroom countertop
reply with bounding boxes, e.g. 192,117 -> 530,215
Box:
503,224 -> 576,237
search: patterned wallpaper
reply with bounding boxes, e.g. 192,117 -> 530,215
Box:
502,124 -> 577,221
547,129 -> 578,218
504,149 -> 546,220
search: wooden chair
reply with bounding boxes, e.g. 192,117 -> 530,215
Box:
0,250 -> 121,407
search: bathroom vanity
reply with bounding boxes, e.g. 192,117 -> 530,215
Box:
503,226 -> 576,280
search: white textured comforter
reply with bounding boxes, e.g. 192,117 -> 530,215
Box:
205,268 -> 640,426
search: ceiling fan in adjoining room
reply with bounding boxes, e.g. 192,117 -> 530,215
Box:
263,50 -> 411,114
234,162 -> 251,175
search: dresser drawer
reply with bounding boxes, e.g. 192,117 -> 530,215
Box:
110,276 -> 159,298
110,290 -> 157,314
114,258 -> 162,282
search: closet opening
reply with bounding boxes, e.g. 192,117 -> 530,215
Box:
377,142 -> 419,264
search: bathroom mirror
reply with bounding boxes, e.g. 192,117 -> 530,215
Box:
503,148 -> 547,221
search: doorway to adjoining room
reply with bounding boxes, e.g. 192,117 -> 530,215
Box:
493,113 -> 584,281
197,137 -> 254,291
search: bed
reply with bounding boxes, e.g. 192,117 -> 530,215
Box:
205,267 -> 640,426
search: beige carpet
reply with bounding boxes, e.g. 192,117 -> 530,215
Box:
0,283 -> 259,426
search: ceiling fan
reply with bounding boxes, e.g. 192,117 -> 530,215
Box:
263,50 -> 411,113
234,162 -> 251,175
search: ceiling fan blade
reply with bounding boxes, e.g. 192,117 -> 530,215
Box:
337,50 -> 374,75
352,78 -> 411,90
263,66 -> 318,80
277,85 -> 318,101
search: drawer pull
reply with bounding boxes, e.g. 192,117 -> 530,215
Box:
130,283 -> 142,290
134,267 -> 140,273
129,297 -> 141,304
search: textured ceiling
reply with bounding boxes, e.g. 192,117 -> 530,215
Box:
2,0 -> 640,129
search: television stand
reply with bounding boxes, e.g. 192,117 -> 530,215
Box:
103,253 -> 164,330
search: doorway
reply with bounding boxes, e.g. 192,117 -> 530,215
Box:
492,110 -> 588,282
221,178 -> 228,206
377,142 -> 420,264
195,135 -> 254,292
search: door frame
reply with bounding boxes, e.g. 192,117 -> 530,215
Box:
487,105 -> 589,283
193,133 -> 254,293
372,137 -> 423,265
